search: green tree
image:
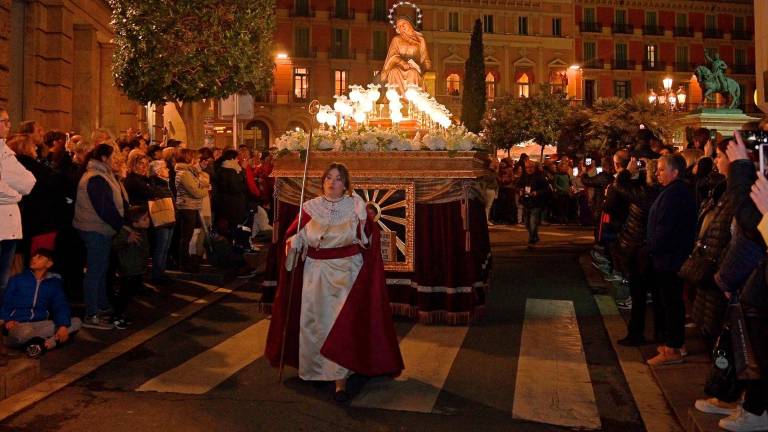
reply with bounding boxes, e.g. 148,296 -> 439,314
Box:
461,19 -> 486,133
483,84 -> 570,158
589,97 -> 679,151
558,108 -> 593,154
110,0 -> 275,145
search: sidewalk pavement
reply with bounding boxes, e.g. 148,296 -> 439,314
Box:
580,253 -> 724,432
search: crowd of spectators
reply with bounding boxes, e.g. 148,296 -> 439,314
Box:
0,107 -> 274,357
482,124 -> 768,430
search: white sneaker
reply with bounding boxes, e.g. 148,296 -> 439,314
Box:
694,397 -> 738,416
617,298 -> 632,309
719,406 -> 768,432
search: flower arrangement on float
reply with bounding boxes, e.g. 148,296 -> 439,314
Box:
275,124 -> 484,153
274,81 -> 486,155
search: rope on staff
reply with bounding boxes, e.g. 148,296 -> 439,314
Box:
278,100 -> 321,382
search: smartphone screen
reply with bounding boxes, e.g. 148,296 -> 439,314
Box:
760,143 -> 768,175
572,167 -> 578,176
585,158 -> 592,165
596,167 -> 603,174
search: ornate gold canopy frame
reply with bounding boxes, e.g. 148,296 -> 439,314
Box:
354,182 -> 415,272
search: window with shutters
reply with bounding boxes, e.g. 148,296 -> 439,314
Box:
552,18 -> 562,36
676,13 -> 687,28
646,45 -> 657,66
584,8 -> 596,24
615,44 -> 627,62
372,30 -> 387,60
331,28 -> 350,58
334,70 -> 347,96
735,48 -> 747,65
294,27 -> 310,58
676,46 -> 689,67
614,81 -> 630,98
645,11 -> 657,26
293,68 -> 310,101
705,15 -> 716,31
518,16 -> 528,35
484,15 -> 494,33
735,16 -> 746,32
615,10 -> 626,25
448,12 -> 459,32
584,42 -> 596,61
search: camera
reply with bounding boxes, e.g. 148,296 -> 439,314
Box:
740,129 -> 768,151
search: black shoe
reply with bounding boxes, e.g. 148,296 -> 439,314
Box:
617,335 -> 648,347
25,337 -> 47,358
333,390 -> 350,403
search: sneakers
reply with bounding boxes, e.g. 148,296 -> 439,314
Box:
617,298 -> 632,310
719,406 -> 768,432
25,337 -> 47,359
695,397 -> 739,416
82,315 -> 114,330
647,347 -> 684,366
657,344 -> 688,357
112,316 -> 133,330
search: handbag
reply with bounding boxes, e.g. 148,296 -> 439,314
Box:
704,320 -> 741,402
148,197 -> 176,227
728,296 -> 761,380
678,249 -> 716,286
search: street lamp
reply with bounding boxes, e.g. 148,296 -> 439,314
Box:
648,77 -> 687,111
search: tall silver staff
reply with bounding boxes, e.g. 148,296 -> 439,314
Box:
278,100 -> 320,382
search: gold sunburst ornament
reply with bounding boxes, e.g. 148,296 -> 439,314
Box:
353,182 -> 415,272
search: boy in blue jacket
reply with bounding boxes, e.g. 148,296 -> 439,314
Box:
0,249 -> 81,357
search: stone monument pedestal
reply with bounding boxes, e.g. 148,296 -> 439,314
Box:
678,108 -> 761,138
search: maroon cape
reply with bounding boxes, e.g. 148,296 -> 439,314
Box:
264,211 -> 404,377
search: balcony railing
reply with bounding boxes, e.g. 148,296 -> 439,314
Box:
330,7 -> 355,19
673,62 -> 694,72
367,49 -> 387,61
731,64 -> 755,74
732,30 -> 753,40
369,10 -> 388,21
642,60 -> 666,71
673,26 -> 693,37
612,23 -> 633,34
579,21 -> 602,33
329,48 -> 356,59
704,28 -> 723,39
643,25 -> 665,35
583,58 -> 604,69
293,46 -> 318,59
289,6 -> 315,17
611,59 -> 636,70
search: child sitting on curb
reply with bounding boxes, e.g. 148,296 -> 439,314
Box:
1,249 -> 81,358
111,205 -> 150,330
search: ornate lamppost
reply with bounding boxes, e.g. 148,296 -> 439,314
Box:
648,77 -> 687,111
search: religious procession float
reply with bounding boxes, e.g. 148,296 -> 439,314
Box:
258,1 -> 492,325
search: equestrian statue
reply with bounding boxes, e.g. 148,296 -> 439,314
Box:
695,52 -> 742,109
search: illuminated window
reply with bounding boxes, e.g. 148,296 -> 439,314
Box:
447,73 -> 461,96
334,70 -> 347,96
293,67 -> 309,101
517,73 -> 530,98
485,72 -> 496,101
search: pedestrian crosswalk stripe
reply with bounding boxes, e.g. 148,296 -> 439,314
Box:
512,298 -> 601,430
135,319 -> 270,394
351,324 -> 469,413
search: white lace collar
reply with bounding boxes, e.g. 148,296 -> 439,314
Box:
303,194 -> 366,225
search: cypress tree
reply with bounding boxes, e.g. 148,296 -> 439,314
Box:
461,19 -> 486,133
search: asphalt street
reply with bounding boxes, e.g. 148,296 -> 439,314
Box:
0,224 -> 657,432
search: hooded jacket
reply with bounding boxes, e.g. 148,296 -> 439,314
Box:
0,270 -> 72,328
0,139 -> 36,241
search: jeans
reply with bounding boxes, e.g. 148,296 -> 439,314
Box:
152,226 -> 174,279
4,318 -> 82,347
78,230 -> 113,317
650,270 -> 685,349
524,207 -> 543,243
0,240 -> 17,298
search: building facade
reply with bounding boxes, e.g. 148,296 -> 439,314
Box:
211,0 -> 579,150
574,0 -> 755,110
0,0 -> 139,138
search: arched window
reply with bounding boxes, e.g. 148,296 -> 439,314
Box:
447,73 -> 461,96
517,73 -> 530,98
485,72 -> 496,101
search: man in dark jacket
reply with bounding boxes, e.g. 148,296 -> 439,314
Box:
0,249 -> 80,358
518,161 -> 551,246
646,154 -> 697,366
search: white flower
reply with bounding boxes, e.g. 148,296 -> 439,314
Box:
316,138 -> 334,150
423,134 -> 447,150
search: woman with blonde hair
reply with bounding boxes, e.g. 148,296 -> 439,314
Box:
174,148 -> 208,272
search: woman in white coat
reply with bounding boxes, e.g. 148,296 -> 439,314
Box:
0,109 -> 37,295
